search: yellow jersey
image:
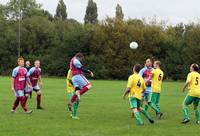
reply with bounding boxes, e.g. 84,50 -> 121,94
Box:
151,68 -> 164,93
127,73 -> 146,100
186,71 -> 200,98
66,69 -> 74,93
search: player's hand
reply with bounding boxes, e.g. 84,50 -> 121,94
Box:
40,82 -> 43,88
11,87 -> 15,92
90,72 -> 94,77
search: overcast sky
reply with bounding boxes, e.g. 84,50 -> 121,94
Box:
1,0 -> 200,25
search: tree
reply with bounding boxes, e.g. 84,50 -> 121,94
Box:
115,4 -> 124,20
55,0 -> 67,20
6,0 -> 40,20
84,0 -> 98,24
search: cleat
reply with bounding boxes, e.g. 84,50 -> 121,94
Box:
149,119 -> 154,124
11,109 -> 16,114
37,106 -> 44,110
157,112 -> 163,119
24,110 -> 33,115
196,121 -> 200,125
68,103 -> 72,111
71,116 -> 80,120
182,119 -> 190,124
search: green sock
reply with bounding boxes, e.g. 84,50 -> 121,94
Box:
72,102 -> 78,117
182,106 -> 189,120
134,111 -> 143,125
195,109 -> 200,121
144,104 -> 148,112
141,108 -> 151,120
150,102 -> 160,113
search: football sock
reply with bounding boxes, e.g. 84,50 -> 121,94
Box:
182,106 -> 189,120
141,108 -> 151,120
195,109 -> 200,121
12,97 -> 20,110
134,111 -> 143,125
37,94 -> 41,107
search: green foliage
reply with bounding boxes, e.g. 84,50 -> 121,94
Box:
55,0 -> 67,20
1,0 -> 200,80
84,0 -> 98,24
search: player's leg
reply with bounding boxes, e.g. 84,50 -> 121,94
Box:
155,93 -> 161,112
193,97 -> 200,124
149,92 -> 162,118
11,91 -> 20,113
182,95 -> 193,123
33,85 -> 43,109
18,90 -> 33,114
143,93 -> 149,112
129,97 -> 143,125
138,99 -> 154,124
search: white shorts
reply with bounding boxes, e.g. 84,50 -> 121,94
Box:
15,90 -> 24,97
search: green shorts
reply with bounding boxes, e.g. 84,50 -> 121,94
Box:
149,92 -> 160,104
183,95 -> 200,107
129,97 -> 141,109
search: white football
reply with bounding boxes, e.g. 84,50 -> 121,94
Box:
130,42 -> 138,49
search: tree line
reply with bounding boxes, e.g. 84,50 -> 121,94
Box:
0,0 -> 200,80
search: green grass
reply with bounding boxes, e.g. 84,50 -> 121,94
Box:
0,77 -> 199,136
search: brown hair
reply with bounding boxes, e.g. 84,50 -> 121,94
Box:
17,57 -> 24,63
154,60 -> 161,66
75,52 -> 84,58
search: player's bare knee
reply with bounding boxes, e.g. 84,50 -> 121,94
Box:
86,84 -> 92,89
37,91 -> 41,95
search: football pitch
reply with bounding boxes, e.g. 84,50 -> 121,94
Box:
0,77 -> 199,136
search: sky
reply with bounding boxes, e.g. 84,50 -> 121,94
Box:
1,0 -> 200,25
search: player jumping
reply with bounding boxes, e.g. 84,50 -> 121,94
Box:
68,53 -> 94,119
182,64 -> 200,124
123,64 -> 154,125
11,57 -> 33,114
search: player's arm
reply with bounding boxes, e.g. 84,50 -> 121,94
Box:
39,75 -> 43,87
26,70 -> 32,87
182,74 -> 191,92
123,76 -> 132,99
74,59 -> 94,77
123,88 -> 130,99
11,77 -> 15,92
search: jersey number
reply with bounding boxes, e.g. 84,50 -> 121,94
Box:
195,77 -> 199,85
158,74 -> 162,81
137,80 -> 141,87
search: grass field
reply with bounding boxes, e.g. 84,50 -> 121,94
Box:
0,77 -> 200,136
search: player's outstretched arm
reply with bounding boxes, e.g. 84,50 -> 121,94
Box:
39,75 -> 43,87
123,88 -> 130,99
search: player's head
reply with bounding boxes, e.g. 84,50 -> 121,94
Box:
75,52 -> 84,61
145,58 -> 153,68
154,60 -> 161,68
26,61 -> 31,67
34,60 -> 40,68
190,64 -> 199,72
18,57 -> 24,67
133,64 -> 141,73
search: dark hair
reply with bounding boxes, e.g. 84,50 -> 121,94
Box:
154,60 -> 161,66
146,58 -> 153,63
75,52 -> 84,58
192,63 -> 199,72
134,64 -> 141,73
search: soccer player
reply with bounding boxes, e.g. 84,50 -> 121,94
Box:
139,58 -> 153,112
66,69 -> 79,118
25,61 -> 31,72
182,64 -> 200,124
68,53 -> 94,118
27,60 -> 44,109
11,57 -> 33,114
123,64 -> 154,125
148,60 -> 164,119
